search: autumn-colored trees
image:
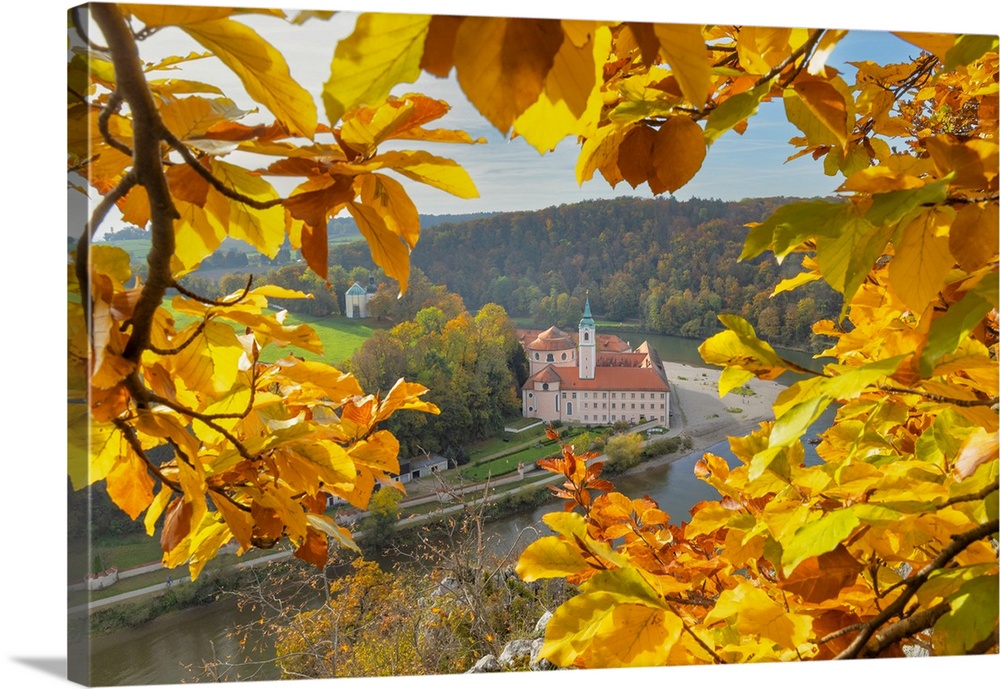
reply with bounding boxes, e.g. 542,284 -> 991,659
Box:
69,3 -> 996,669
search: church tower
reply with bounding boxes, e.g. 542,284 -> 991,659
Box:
578,293 -> 596,380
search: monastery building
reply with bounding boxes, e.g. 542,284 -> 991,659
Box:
519,297 -> 670,426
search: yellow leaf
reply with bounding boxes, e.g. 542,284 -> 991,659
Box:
649,116 -> 706,194
792,77 -> 849,147
888,207 -> 956,314
514,23 -> 610,153
357,173 -> 421,250
209,160 -> 285,258
949,202 -> 999,272
106,452 -> 156,520
953,428 -> 999,480
653,24 -> 710,107
924,135 -> 998,191
892,32 -> 959,61
376,377 -> 440,423
181,18 -> 317,138
372,150 -> 479,199
453,16 -> 564,134
347,202 -> 412,294
323,13 -> 431,125
706,581 -> 812,648
516,536 -> 589,580
575,124 -> 625,185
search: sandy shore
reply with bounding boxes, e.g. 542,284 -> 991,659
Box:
627,361 -> 785,473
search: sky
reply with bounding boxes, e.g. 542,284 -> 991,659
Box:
2,2 -> 998,689
76,3 -> 984,235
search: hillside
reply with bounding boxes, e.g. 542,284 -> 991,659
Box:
331,196 -> 840,351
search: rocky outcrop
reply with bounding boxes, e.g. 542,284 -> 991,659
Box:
466,611 -> 557,673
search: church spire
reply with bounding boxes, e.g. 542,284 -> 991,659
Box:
579,291 -> 595,329
578,291 -> 596,380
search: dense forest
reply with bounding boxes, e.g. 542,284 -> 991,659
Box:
332,196 -> 840,350
348,297 -> 529,460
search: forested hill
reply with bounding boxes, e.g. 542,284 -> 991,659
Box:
331,196 -> 841,351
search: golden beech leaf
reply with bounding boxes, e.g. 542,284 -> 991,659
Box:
209,160 -> 286,258
347,202 -> 412,293
376,377 -> 440,423
453,16 -> 564,134
888,207 -> 956,315
779,544 -> 864,603
949,203 -> 999,272
323,13 -> 432,126
161,497 -> 194,554
181,18 -> 317,138
106,446 -> 156,519
791,76 -> 849,147
923,135 -> 999,192
653,24 -> 711,108
420,15 -> 463,77
953,428 -> 999,480
357,173 -> 421,250
513,23 -> 609,153
649,116 -> 707,194
371,150 -> 479,199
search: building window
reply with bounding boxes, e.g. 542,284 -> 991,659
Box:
561,353 -> 567,360
567,402 -> 573,415
640,404 -> 645,410
631,403 -> 635,409
611,392 -> 616,399
584,331 -> 590,341
584,415 -> 588,421
528,406 -> 533,412
562,392 -> 566,398
527,393 -> 533,399
534,353 -> 539,360
631,393 -> 636,399
602,392 -> 607,398
542,383 -> 549,391
572,392 -> 577,399
640,393 -> 645,399
546,353 -> 554,362
602,415 -> 607,421
602,403 -> 607,409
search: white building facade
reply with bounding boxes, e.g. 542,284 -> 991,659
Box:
520,298 -> 670,426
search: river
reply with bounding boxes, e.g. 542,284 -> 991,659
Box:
83,333 -> 828,685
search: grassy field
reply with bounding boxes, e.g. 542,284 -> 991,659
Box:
160,298 -> 376,365
461,441 -> 566,481
467,425 -> 549,461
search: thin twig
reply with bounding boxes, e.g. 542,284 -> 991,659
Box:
159,127 -> 285,210
113,418 -> 183,493
99,90 -> 133,157
171,274 -> 255,307
148,319 -> 209,356
881,385 -> 999,408
834,518 -> 999,659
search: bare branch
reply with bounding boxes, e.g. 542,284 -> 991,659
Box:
171,274 -> 255,307
835,518 -> 999,659
99,90 -> 133,158
148,318 -> 209,356
881,385 -> 999,408
159,127 -> 285,210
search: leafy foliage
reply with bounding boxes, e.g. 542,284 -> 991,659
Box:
70,5 -> 997,666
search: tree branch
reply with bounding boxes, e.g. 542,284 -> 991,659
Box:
881,385 -> 999,408
835,518 -> 999,659
147,318 -> 209,356
113,419 -> 183,493
159,127 -> 284,210
862,601 -> 950,658
99,90 -> 133,158
171,274 -> 255,306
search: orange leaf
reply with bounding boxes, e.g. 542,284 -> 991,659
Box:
294,528 -> 329,568
453,16 -> 563,134
161,498 -> 194,554
780,544 -> 863,604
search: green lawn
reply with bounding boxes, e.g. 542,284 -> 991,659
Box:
468,425 -> 549,460
461,441 -> 564,481
160,298 -> 377,365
